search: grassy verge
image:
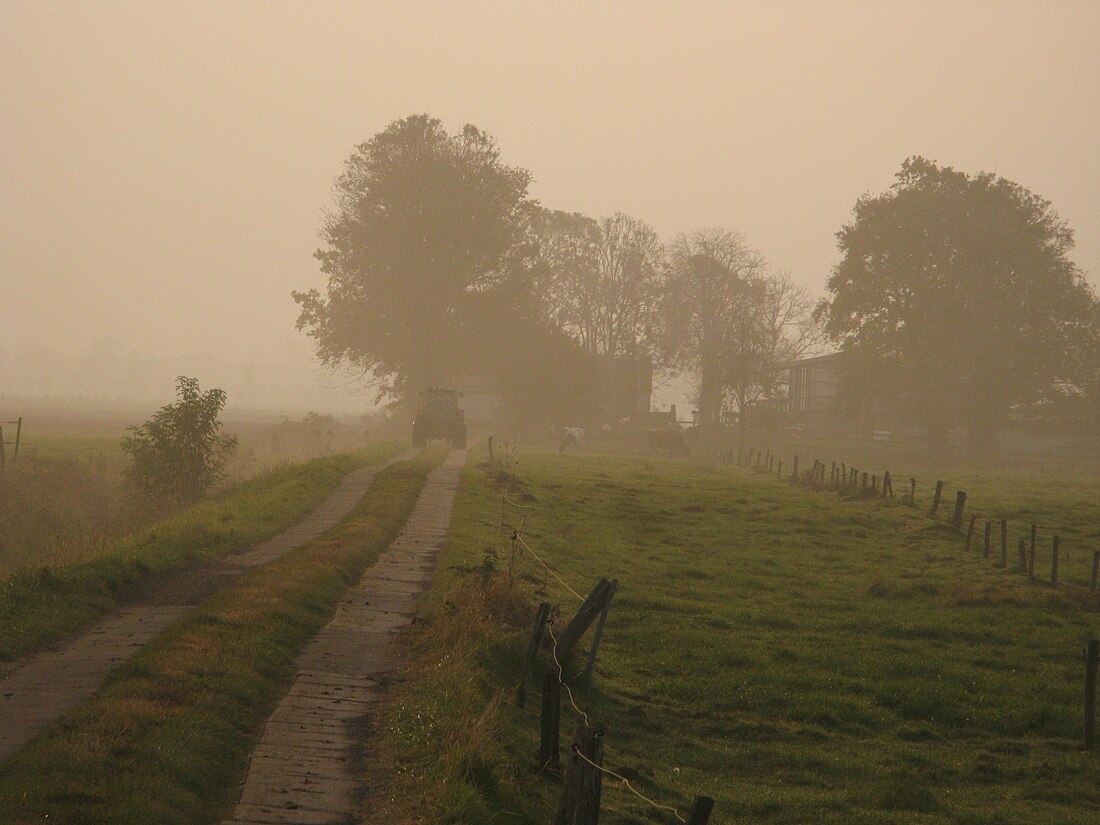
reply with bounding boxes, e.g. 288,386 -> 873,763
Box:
0,448 -> 442,825
366,451 -> 1099,824
0,441 -> 402,661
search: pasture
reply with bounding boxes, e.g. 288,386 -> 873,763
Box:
367,449 -> 1100,824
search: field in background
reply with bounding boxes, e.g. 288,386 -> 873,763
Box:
368,449 -> 1099,824
0,404 -> 395,576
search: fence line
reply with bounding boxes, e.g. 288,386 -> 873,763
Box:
728,445 -> 1099,596
490,441 -> 711,823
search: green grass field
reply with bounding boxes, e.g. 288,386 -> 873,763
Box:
0,441 -> 402,661
0,449 -> 443,825
369,450 -> 1100,824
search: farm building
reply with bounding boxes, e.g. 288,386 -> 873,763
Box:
786,352 -> 840,420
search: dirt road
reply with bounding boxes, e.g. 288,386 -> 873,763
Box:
222,449 -> 465,825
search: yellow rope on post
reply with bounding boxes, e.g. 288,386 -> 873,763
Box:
517,535 -> 584,601
572,746 -> 687,823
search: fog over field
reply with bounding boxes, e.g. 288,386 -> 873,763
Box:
1,0 -> 1098,415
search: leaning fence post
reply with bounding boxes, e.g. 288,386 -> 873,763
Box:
964,515 -> 977,553
999,520 -> 1008,568
557,579 -> 613,662
909,477 -> 916,505
1085,639 -> 1098,751
12,417 -> 20,461
1052,535 -> 1060,587
791,455 -> 799,481
583,579 -> 617,681
929,480 -> 944,516
540,670 -> 561,773
983,521 -> 992,559
518,602 -> 551,707
687,795 -> 716,825
951,491 -> 967,528
1028,541 -> 1036,578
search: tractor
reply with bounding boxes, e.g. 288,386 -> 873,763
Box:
412,388 -> 467,449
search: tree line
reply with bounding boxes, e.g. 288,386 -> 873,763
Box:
295,115 -> 1100,444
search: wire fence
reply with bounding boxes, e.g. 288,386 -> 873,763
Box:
728,445 -> 1100,596
492,446 -> 712,824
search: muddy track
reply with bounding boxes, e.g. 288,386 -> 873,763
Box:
222,449 -> 465,825
0,449 -> 414,764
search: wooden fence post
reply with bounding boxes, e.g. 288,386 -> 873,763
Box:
583,579 -> 617,681
1029,541 -> 1036,578
518,602 -> 551,707
964,515 -> 977,553
882,470 -> 893,498
1091,550 -> 1099,593
862,472 -> 869,488
554,723 -> 603,825
929,480 -> 944,516
983,521 -> 991,559
951,491 -> 967,528
1085,639 -> 1098,751
556,579 -> 613,663
12,417 -> 20,461
1018,538 -> 1027,573
576,727 -> 605,825
540,670 -> 561,772
687,796 -> 716,825
1051,536 -> 1060,587
840,462 -> 847,485
1000,520 -> 1008,568
909,477 -> 916,505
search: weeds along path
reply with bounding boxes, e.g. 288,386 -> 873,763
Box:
222,449 -> 465,825
0,449 -> 415,764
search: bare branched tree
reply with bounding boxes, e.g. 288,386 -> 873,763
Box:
533,210 -> 664,357
722,270 -> 823,445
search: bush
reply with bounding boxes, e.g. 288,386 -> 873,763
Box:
121,376 -> 237,504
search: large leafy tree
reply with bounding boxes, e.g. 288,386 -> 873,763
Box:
818,157 -> 1099,443
663,228 -> 767,425
294,115 -> 533,400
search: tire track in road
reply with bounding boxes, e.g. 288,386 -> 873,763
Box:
222,449 -> 465,825
0,449 -> 414,764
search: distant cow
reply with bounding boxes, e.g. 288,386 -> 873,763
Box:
648,428 -> 689,457
559,427 -> 584,454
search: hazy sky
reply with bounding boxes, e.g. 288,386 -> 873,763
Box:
2,1 -> 1098,407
